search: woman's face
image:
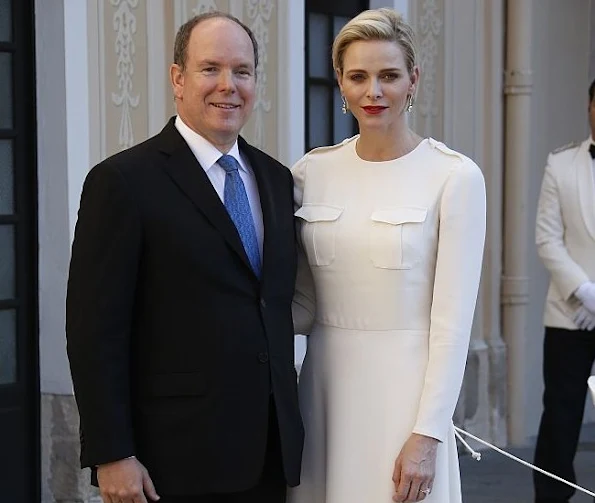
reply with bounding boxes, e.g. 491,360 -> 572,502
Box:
338,39 -> 418,133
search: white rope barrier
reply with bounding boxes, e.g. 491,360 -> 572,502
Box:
454,426 -> 595,498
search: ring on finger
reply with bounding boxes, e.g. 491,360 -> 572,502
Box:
420,487 -> 431,495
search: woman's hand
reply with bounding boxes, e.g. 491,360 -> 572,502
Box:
392,433 -> 439,502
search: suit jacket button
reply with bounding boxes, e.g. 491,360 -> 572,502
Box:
258,352 -> 269,363
260,298 -> 267,308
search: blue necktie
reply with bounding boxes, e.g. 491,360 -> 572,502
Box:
218,155 -> 261,277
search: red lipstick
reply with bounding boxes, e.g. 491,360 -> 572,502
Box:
362,106 -> 387,115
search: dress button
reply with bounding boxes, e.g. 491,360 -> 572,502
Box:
258,352 -> 269,363
260,298 -> 267,308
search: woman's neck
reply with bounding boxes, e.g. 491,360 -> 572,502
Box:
356,127 -> 423,162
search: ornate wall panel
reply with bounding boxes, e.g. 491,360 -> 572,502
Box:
163,4 -> 177,121
104,0 -> 148,155
174,1 -> 227,31
241,0 -> 278,156
410,0 -> 445,140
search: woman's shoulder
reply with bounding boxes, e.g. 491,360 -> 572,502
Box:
424,138 -> 482,176
425,138 -> 469,162
307,135 -> 357,160
291,135 -> 358,177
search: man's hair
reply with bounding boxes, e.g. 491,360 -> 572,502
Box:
173,11 -> 259,72
589,78 -> 595,103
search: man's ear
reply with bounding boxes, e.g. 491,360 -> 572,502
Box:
170,64 -> 184,100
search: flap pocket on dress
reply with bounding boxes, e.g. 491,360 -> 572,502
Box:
295,204 -> 344,223
369,207 -> 428,270
370,207 -> 427,225
142,372 -> 207,397
295,204 -> 343,266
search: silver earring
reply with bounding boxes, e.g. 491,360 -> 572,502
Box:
406,94 -> 414,112
341,95 -> 348,114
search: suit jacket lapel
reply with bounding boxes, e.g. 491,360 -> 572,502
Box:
157,119 -> 253,273
576,138 -> 595,241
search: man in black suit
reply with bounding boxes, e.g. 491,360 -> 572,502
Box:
66,12 -> 303,503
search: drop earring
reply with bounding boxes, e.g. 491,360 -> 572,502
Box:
341,95 -> 348,114
406,94 -> 414,113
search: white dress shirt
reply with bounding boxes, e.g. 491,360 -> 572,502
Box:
174,116 -> 264,256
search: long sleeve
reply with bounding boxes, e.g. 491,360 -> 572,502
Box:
66,162 -> 142,467
535,157 -> 589,300
412,159 -> 486,442
291,154 -> 316,335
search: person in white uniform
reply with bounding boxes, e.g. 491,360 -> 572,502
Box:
288,8 -> 486,503
533,78 -> 595,503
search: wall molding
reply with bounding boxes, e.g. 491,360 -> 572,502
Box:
110,0 -> 140,150
276,0 -> 304,166
415,0 -> 443,138
147,0 -> 168,136
246,0 -> 274,149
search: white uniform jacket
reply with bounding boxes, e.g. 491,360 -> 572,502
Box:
536,138 -> 595,328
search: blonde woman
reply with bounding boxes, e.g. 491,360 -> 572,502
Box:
289,8 -> 486,503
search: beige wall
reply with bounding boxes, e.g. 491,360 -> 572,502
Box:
93,0 -> 284,160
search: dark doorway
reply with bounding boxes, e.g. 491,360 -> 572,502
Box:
0,0 -> 39,501
305,0 -> 369,150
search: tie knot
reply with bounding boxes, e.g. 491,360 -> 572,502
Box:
590,144 -> 595,159
219,154 -> 240,174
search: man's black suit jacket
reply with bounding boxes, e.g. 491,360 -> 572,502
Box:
66,118 -> 304,495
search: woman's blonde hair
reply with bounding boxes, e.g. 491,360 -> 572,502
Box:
332,8 -> 417,76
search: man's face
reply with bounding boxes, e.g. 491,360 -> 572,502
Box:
170,18 -> 256,150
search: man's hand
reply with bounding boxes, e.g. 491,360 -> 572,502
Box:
574,282 -> 595,313
97,457 -> 160,503
573,305 -> 595,331
392,433 -> 438,502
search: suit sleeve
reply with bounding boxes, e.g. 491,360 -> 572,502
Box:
291,154 -> 316,335
66,162 -> 142,468
412,159 -> 486,442
535,156 -> 589,300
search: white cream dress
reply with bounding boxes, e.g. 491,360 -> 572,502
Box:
288,136 -> 486,503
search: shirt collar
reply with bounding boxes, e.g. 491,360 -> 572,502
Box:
174,115 -> 246,173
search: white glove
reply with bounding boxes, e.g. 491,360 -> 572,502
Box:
574,282 -> 595,313
573,306 -> 595,331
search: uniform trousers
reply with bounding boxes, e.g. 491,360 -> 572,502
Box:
533,326 -> 595,503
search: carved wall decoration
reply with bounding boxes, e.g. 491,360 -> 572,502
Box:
192,0 -> 217,15
246,0 -> 274,149
110,0 -> 141,150
416,0 -> 443,138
